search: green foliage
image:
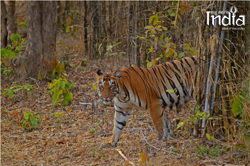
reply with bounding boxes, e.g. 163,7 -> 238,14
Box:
21,111 -> 41,129
2,84 -> 35,98
1,32 -> 26,76
173,119 -> 187,132
1,48 -> 17,76
90,128 -> 96,133
173,105 -> 212,132
195,146 -> 209,158
146,60 -> 152,68
54,112 -> 64,119
183,43 -> 197,56
51,63 -> 67,80
232,78 -> 250,117
82,59 -> 88,66
66,25 -> 79,37
10,33 -> 21,43
195,146 -> 225,158
146,12 -> 168,36
190,109 -> 211,124
206,133 -> 214,141
142,3 -> 196,68
167,8 -> 176,17
104,42 -> 125,58
231,77 -> 250,141
18,22 -> 27,29
10,33 -> 26,53
1,48 -> 16,59
209,147 -> 226,157
166,88 -> 177,94
93,81 -> 97,90
38,56 -> 67,80
48,78 -> 75,106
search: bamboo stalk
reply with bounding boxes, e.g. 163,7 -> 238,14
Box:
222,95 -> 229,137
201,1 -> 227,137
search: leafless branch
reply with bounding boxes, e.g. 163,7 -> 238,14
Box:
116,149 -> 135,166
140,131 -> 177,155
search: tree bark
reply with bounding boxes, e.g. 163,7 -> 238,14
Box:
83,1 -> 88,56
7,1 -> 17,46
106,1 -> 111,46
92,1 -> 98,57
57,1 -> 61,27
64,1 -> 70,30
11,1 -> 57,79
98,1 -> 102,56
127,1 -> 131,67
42,2 -> 57,62
1,1 -> 8,48
135,1 -> 140,67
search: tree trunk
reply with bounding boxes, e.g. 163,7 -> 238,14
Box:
135,1 -> 140,67
98,1 -> 102,56
101,1 -> 107,57
64,1 -> 70,30
7,1 -> 17,46
1,1 -> 8,48
112,1 -> 117,45
107,1 -> 111,46
57,1 -> 62,27
42,2 -> 57,62
11,1 -> 57,79
127,1 -> 131,67
83,1 -> 88,56
143,1 -> 148,68
92,1 -> 98,57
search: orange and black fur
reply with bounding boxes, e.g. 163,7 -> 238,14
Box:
96,56 -> 205,147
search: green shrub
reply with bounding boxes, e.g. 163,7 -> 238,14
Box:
48,78 -> 75,106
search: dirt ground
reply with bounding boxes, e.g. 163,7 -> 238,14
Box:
1,33 -> 250,166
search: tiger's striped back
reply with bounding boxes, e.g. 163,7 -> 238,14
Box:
116,56 -> 205,110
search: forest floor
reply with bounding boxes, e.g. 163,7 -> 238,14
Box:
1,33 -> 250,166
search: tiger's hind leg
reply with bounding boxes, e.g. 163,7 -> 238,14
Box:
102,107 -> 130,148
148,103 -> 164,140
162,115 -> 173,141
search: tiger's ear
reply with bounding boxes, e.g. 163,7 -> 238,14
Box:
97,69 -> 103,76
114,70 -> 121,79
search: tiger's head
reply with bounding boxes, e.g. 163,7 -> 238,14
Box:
96,69 -> 121,105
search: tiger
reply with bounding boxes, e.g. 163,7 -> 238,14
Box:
96,56 -> 205,147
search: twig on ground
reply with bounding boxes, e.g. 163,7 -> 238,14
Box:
79,99 -> 98,113
140,131 -> 178,155
79,102 -> 92,105
100,133 -> 113,136
116,149 -> 135,166
29,77 -> 39,88
80,98 -> 90,112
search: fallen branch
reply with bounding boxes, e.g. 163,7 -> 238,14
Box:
116,149 -> 135,166
140,131 -> 177,155
29,77 -> 40,88
79,102 -> 92,105
79,99 -> 98,114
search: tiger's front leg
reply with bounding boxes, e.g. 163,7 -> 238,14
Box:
102,106 -> 130,148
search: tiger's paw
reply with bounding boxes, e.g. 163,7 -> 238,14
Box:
101,141 -> 117,148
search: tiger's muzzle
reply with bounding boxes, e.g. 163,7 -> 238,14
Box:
102,96 -> 113,105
